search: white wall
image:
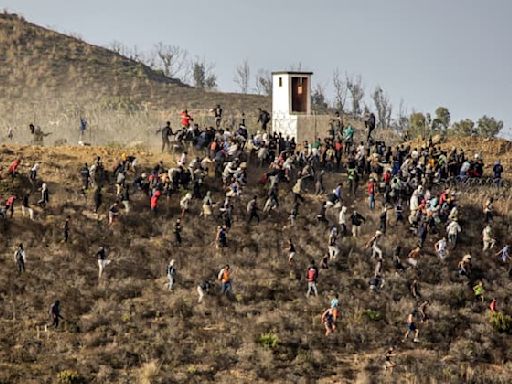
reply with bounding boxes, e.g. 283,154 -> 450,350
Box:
272,74 -> 290,116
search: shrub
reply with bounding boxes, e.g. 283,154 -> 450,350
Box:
56,370 -> 86,384
257,332 -> 279,349
489,311 -> 512,333
364,309 -> 383,321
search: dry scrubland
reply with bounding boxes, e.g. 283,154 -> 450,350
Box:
0,139 -> 511,384
1,10 -> 512,384
0,12 -> 268,145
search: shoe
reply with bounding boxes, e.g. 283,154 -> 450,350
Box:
413,338 -> 419,343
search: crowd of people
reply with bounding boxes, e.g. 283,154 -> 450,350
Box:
1,105 -> 509,375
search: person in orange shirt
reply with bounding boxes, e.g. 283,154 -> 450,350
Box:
218,264 -> 232,295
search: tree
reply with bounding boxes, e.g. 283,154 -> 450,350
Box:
154,43 -> 189,80
451,119 -> 475,137
393,99 -> 409,133
408,112 -> 427,139
346,74 -> 365,116
311,84 -> 329,113
476,115 -> 503,138
432,107 -> 450,132
332,68 -> 348,113
255,69 -> 272,96
372,86 -> 393,129
233,59 -> 250,94
109,40 -> 128,56
192,59 -> 217,90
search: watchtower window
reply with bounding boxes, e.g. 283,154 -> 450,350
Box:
291,76 -> 308,113
278,77 -> 282,87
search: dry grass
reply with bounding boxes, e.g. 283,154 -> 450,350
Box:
0,139 -> 510,383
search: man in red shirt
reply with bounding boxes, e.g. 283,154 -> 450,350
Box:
180,110 -> 193,130
150,190 -> 161,214
367,178 -> 376,210
5,195 -> 16,218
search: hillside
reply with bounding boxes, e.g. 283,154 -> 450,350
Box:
0,12 -> 269,144
1,137 -> 512,383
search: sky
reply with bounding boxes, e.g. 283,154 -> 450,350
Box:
2,0 -> 511,136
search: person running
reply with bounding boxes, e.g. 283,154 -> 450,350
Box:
351,210 -> 366,238
80,163 -> 90,191
180,192 -> 192,218
287,238 -> 296,265
434,237 -> 448,260
257,108 -> 270,131
29,162 -> 39,184
63,215 -> 71,243
197,280 -> 212,303
417,300 -> 429,322
37,183 -> 49,208
150,190 -> 161,214
108,202 -> 120,225
5,194 -> 16,218
367,178 -> 376,210
496,245 -> 510,263
473,280 -> 485,302
446,219 -> 461,248
330,293 -> 340,321
166,260 -> 176,291
213,104 -> 223,128
13,243 -> 26,274
49,300 -> 64,329
338,206 -> 348,236
366,231 -> 384,260
21,192 -> 34,220
384,346 -> 397,374
246,195 -> 260,224
306,260 -> 319,297
482,224 -> 496,252
489,298 -> 497,312
402,311 -> 420,343
407,247 -> 421,268
328,226 -> 340,259
97,246 -> 110,279
156,121 -> 174,152
215,226 -> 228,249
321,308 -> 336,335
379,206 -> 388,234
458,254 -> 472,277
93,187 -> 102,213
218,264 -> 232,295
174,219 -> 182,245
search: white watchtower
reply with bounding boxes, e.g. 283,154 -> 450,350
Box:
271,71 -> 317,143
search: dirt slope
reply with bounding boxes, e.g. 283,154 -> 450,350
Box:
0,139 -> 512,383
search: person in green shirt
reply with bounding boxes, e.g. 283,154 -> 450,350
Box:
343,125 -> 355,153
473,281 -> 485,302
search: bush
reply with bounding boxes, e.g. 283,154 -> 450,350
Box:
364,309 -> 383,321
257,332 -> 279,349
57,370 -> 86,384
489,312 -> 512,333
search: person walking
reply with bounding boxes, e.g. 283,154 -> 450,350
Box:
246,195 -> 260,224
166,260 -> 176,291
197,280 -> 212,303
306,260 -> 319,297
49,300 -> 64,329
13,243 -> 26,274
63,215 -> 71,243
21,192 -> 34,220
351,210 -> 366,238
97,246 -> 110,279
218,264 -> 232,296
